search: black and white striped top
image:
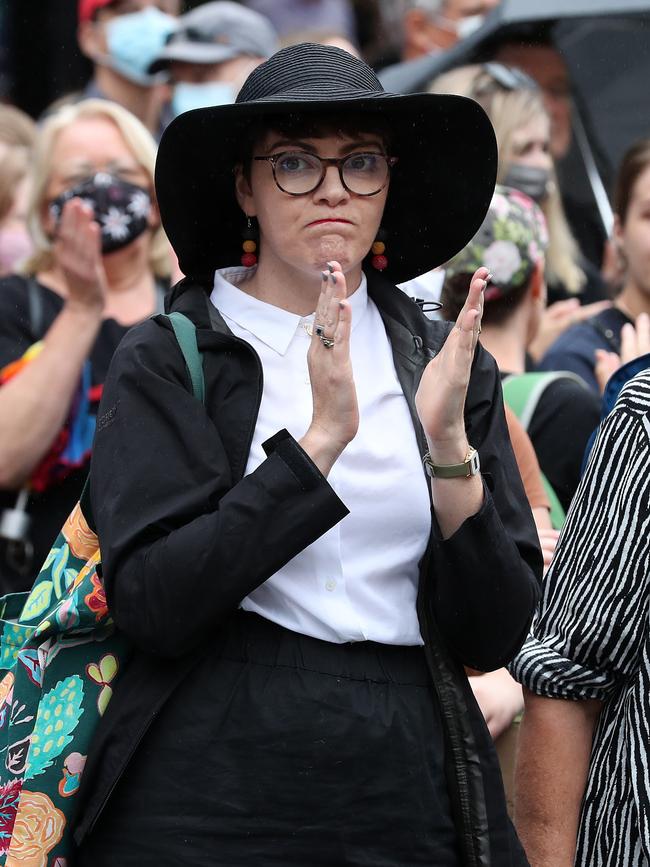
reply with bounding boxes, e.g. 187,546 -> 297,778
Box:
511,367 -> 650,866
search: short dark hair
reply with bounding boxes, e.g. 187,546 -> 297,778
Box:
441,271 -> 531,327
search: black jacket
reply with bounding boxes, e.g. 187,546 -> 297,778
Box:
74,271 -> 542,865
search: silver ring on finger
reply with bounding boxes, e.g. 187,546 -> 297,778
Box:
318,333 -> 335,349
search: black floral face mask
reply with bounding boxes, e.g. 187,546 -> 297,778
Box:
49,172 -> 152,254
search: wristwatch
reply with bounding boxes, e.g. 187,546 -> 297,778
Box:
422,446 -> 480,479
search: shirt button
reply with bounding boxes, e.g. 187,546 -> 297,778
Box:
325,579 -> 336,592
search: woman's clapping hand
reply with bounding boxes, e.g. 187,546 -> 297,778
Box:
415,266 -> 488,463
53,198 -> 107,315
300,260 -> 359,476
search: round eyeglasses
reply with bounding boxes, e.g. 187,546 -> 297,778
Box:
253,151 -> 398,197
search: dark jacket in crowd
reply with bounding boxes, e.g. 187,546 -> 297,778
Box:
73,272 -> 542,866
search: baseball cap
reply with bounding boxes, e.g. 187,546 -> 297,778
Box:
78,0 -> 114,23
148,1 -> 278,74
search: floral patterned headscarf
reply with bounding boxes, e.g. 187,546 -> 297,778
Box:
445,184 -> 549,302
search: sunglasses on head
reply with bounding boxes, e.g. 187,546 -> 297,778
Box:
473,62 -> 540,96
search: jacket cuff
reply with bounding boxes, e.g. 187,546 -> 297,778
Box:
263,428 -> 330,492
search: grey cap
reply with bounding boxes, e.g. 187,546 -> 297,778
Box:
148,1 -> 279,74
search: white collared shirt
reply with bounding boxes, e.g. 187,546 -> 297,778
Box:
210,266 -> 431,645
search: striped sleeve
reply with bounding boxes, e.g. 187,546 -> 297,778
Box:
511,375 -> 650,701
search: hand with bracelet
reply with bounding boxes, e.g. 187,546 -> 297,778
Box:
415,265 -> 490,538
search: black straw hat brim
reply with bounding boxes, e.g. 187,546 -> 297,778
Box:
155,90 -> 497,284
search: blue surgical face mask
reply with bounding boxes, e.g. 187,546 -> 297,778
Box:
104,7 -> 177,86
170,81 -> 237,117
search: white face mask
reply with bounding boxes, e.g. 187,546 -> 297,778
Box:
455,14 -> 486,39
101,7 -> 177,87
434,12 -> 486,41
170,81 -> 237,118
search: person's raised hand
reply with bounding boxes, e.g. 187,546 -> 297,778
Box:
53,198 -> 107,315
594,350 -> 620,394
301,260 -> 359,476
620,312 -> 650,364
415,266 -> 487,462
595,312 -> 650,393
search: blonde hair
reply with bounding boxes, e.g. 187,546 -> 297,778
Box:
431,65 -> 585,294
24,99 -> 169,279
0,104 -> 37,150
0,147 -> 29,224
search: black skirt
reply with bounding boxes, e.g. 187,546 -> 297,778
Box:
75,611 -> 461,866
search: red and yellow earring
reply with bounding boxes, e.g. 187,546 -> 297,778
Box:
371,228 -> 388,271
241,216 -> 258,267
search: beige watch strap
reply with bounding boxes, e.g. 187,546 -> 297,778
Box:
423,447 -> 480,479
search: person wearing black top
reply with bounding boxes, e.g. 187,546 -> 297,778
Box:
0,97 -> 169,592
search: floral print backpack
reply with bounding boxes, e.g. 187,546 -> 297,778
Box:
0,312 -> 203,866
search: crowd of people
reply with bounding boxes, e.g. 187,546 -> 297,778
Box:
0,1 -> 649,865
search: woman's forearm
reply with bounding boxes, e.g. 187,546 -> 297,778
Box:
0,303 -> 102,488
431,473 -> 484,539
428,436 -> 484,539
515,690 -> 602,867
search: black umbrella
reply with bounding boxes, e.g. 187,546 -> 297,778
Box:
379,1 -> 650,99
379,2 -> 650,259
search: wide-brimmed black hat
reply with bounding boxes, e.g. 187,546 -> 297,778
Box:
155,42 -> 497,284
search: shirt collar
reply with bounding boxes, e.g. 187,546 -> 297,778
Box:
210,266 -> 369,356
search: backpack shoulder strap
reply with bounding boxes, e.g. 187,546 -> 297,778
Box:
540,475 -> 566,531
27,278 -> 44,340
81,312 -> 206,530
163,311 -> 205,405
502,371 -> 586,432
502,372 -> 575,530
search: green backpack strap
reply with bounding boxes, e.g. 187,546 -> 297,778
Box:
502,372 -> 579,530
80,312 -> 205,531
539,476 -> 566,531
502,371 -> 586,432
164,311 -> 206,405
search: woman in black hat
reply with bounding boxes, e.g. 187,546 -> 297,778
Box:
74,43 -> 541,866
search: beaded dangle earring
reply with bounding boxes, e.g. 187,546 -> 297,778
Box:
241,216 -> 258,267
371,228 -> 388,271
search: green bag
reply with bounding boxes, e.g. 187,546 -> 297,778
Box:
502,371 -> 586,530
0,313 -> 203,866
